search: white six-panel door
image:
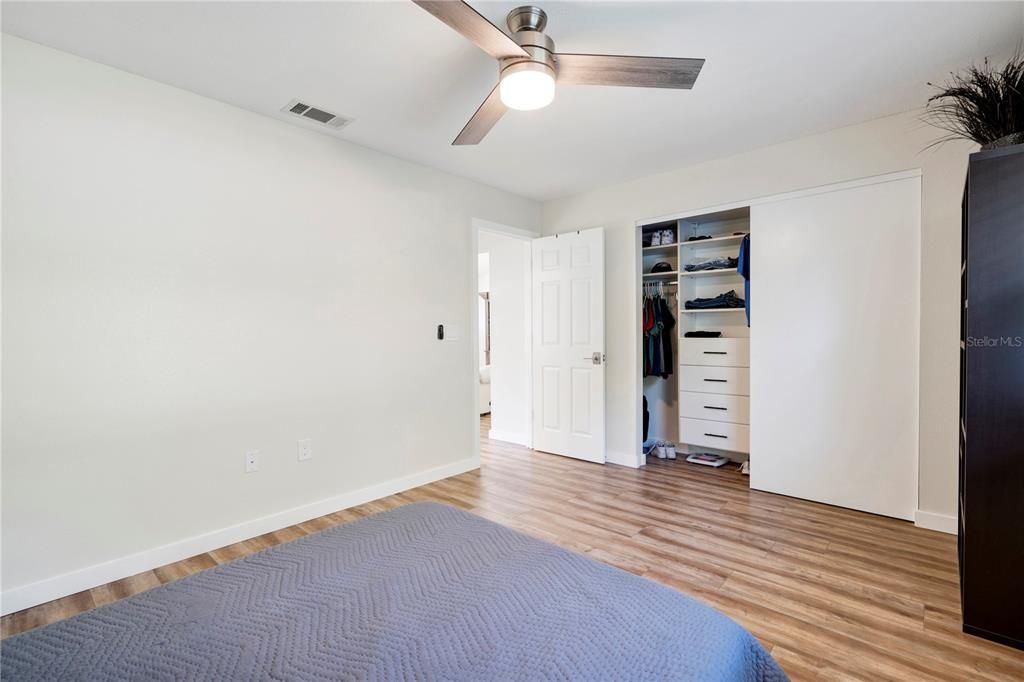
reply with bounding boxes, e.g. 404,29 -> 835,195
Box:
531,229 -> 606,463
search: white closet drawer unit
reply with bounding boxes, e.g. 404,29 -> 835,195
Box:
680,418 -> 750,453
679,392 -> 750,424
679,338 -> 750,367
679,366 -> 750,396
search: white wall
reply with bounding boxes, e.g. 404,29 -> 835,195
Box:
477,231 -> 531,446
477,253 -> 489,369
1,36 -> 540,611
542,109 -> 975,528
477,253 -> 490,294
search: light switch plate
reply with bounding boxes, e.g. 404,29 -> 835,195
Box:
245,451 -> 260,473
297,439 -> 312,462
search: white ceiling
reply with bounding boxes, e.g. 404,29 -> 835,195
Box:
4,2 -> 1022,200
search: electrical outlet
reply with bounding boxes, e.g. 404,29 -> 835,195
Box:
245,451 -> 260,473
297,439 -> 312,462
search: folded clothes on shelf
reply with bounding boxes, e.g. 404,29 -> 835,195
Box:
684,290 -> 745,310
683,256 -> 738,272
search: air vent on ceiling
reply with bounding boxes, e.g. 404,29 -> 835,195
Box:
281,99 -> 352,130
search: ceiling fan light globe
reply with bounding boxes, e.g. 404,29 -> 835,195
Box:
499,64 -> 555,111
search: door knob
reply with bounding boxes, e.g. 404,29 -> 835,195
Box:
583,352 -> 604,365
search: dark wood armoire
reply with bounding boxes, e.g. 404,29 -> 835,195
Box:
959,142 -> 1024,650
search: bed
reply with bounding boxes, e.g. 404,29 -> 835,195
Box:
1,503 -> 786,681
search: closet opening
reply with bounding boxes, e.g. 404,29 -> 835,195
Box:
638,206 -> 751,475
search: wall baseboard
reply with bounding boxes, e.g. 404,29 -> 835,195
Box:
487,429 -> 530,447
915,509 -> 957,535
1,457 -> 479,616
606,450 -> 641,468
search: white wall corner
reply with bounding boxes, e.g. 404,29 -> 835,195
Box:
606,450 -> 643,468
0,458 -> 480,616
914,509 -> 958,535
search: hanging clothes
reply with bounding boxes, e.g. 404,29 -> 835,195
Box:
650,294 -> 665,377
658,296 -> 675,379
642,294 -> 656,376
642,286 -> 675,379
738,234 -> 751,326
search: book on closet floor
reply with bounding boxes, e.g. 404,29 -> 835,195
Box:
686,453 -> 729,468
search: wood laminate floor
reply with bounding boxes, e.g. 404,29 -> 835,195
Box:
3,415 -> 1022,680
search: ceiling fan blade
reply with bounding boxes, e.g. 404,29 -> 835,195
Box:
453,84 -> 506,145
412,1 -> 529,61
554,53 -> 705,89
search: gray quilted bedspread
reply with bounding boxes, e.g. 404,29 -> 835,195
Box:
1,502 -> 787,681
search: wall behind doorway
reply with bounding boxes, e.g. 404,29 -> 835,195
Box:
477,231 -> 532,447
478,253 -> 491,370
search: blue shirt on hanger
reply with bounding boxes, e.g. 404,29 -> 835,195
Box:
738,234 -> 751,326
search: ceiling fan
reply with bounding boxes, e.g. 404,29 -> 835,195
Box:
413,1 -> 705,145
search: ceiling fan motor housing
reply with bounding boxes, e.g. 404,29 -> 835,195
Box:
501,6 -> 556,79
506,5 -> 547,33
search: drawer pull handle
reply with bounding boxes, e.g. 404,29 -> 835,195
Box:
703,351 -> 727,355
704,406 -> 727,411
703,378 -> 727,383
704,433 -> 728,439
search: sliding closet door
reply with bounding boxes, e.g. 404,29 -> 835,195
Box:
750,174 -> 920,520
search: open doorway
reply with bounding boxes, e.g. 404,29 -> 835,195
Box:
477,253 -> 492,416
474,224 -> 534,448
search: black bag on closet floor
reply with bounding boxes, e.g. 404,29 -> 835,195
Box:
643,396 -> 650,442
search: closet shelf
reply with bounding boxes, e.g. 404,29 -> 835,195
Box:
679,268 -> 739,278
680,233 -> 748,247
642,242 -> 679,253
680,307 -> 745,314
643,271 -> 679,280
